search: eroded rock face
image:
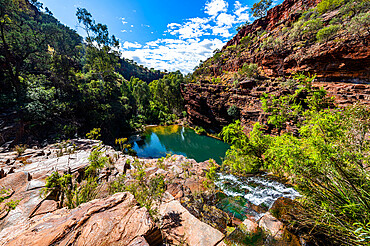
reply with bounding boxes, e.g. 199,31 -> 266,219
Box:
183,81 -> 370,133
2,192 -> 161,246
200,0 -> 370,82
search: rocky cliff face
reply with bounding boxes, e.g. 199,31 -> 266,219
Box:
195,0 -> 369,82
184,0 -> 370,131
183,80 -> 370,133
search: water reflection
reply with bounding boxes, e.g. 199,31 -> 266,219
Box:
132,125 -> 229,164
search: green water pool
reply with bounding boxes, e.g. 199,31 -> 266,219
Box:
132,125 -> 230,164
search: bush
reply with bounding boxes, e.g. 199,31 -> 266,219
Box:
347,12 -> 370,35
316,0 -> 345,14
240,35 -> 253,47
266,106 -> 370,245
14,144 -> 27,156
316,25 -> 341,42
109,159 -> 166,217
301,18 -> 323,39
221,121 -> 271,174
227,105 -> 240,119
194,126 -> 207,135
238,63 -> 259,78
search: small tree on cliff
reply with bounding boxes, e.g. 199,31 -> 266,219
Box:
251,0 -> 272,18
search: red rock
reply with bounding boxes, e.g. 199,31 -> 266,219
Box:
3,192 -> 161,246
159,193 -> 225,246
259,212 -> 285,239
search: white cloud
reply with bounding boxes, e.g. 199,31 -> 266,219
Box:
120,0 -> 252,74
216,13 -> 236,26
121,41 -> 142,49
168,17 -> 211,39
234,1 -> 251,22
122,38 -> 224,74
205,0 -> 228,17
120,17 -> 127,25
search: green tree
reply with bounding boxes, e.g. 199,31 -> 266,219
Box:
0,0 -> 56,100
251,0 -> 272,18
76,8 -> 120,82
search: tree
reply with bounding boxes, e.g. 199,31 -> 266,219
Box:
0,0 -> 56,100
251,0 -> 272,18
76,8 -> 120,82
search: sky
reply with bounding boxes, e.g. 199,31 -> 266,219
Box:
38,0 -> 278,74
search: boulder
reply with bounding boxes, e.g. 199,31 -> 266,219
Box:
259,212 -> 285,239
159,193 -> 224,246
1,192 -> 162,246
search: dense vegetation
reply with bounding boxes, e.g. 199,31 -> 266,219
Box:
220,74 -> 370,245
0,0 -> 184,144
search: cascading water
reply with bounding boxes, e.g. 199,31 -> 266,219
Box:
215,173 -> 300,221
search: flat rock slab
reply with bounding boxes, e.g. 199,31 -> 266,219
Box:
1,192 -> 160,246
160,193 -> 224,246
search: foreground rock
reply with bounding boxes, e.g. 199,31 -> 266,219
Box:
1,192 -> 161,246
159,193 -> 225,246
0,139 -> 228,246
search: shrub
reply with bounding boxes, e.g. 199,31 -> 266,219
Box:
86,128 -> 101,140
238,63 -> 259,78
14,144 -> 27,156
110,159 -> 166,217
316,0 -> 345,14
194,126 -> 207,135
85,145 -> 108,177
301,18 -> 323,39
240,35 -> 253,46
227,105 -> 240,119
221,121 -> 271,174
5,199 -> 21,211
115,138 -> 135,155
347,12 -> 370,35
265,105 -> 370,245
316,25 -> 341,42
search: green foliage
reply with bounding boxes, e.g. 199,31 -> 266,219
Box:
240,34 -> 253,47
261,93 -> 303,129
76,8 -> 119,81
85,145 -> 108,177
5,199 -> 21,211
221,121 -> 271,174
115,138 -> 135,155
316,24 -> 341,42
238,63 -> 259,78
347,12 -> 370,35
14,144 -> 27,156
251,0 -> 273,18
194,126 -> 207,135
261,74 -> 333,129
317,0 -> 345,14
86,128 -> 101,140
265,105 -> 370,244
0,1 -> 179,141
227,105 -> 240,119
0,188 -> 11,203
109,159 -> 166,217
41,142 -> 108,208
301,18 -> 323,40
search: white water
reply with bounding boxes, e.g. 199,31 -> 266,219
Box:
215,173 -> 301,209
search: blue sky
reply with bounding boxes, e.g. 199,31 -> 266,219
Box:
39,0 -> 278,74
